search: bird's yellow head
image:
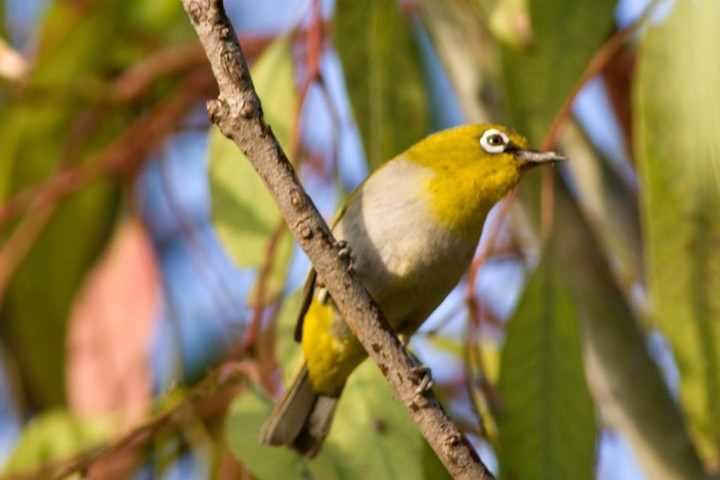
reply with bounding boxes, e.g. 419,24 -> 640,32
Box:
404,124 -> 564,238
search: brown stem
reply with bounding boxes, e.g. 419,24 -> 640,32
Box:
180,0 -> 495,478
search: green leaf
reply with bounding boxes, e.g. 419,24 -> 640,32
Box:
227,353 -> 439,478
209,127 -> 281,268
422,438 -> 453,480
0,0 -> 137,406
128,0 -> 193,44
209,36 -> 295,275
552,181 -> 706,479
335,0 -> 430,169
418,0 -> 496,123
249,36 -> 297,152
422,333 -> 463,358
497,245 -> 596,480
226,386 -> 311,480
0,0 -> 130,200
318,361 -> 432,479
560,122 -> 643,286
500,0 -> 615,144
2,409 -> 112,476
635,0 -> 720,465
487,0 -> 532,49
4,184 -> 117,406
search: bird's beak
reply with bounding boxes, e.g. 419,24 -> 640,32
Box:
514,149 -> 566,167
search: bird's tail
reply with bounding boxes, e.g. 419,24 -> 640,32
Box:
259,363 -> 339,458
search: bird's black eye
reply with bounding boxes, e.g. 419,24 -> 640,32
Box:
479,128 -> 510,154
487,134 -> 504,145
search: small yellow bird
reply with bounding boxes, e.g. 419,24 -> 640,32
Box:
260,124 -> 564,457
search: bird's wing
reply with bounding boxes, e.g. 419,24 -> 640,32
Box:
293,268 -> 316,342
293,201 -> 350,342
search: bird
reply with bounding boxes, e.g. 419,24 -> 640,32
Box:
259,124 -> 564,457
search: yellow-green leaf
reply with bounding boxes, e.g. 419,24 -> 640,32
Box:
560,122 -> 643,285
226,386 -> 311,480
497,243 -> 596,480
635,0 -> 720,465
2,409 -> 112,476
501,0 -> 615,144
335,0 -> 430,169
4,184 -> 117,406
0,0 -> 133,406
209,36 -> 295,274
418,0 -> 495,123
318,361 -> 433,479
551,182 -> 707,480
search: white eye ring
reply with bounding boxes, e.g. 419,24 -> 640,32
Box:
480,129 -> 510,154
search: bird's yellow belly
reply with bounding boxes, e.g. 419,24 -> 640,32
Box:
302,298 -> 367,396
302,161 -> 482,396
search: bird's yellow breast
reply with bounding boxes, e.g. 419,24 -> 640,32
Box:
423,159 -> 521,239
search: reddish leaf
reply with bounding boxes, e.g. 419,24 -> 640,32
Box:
601,49 -> 635,153
66,217 -> 159,427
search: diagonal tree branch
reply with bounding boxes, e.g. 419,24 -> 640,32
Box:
180,0 -> 495,478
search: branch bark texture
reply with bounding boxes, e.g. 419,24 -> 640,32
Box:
180,1 -> 495,478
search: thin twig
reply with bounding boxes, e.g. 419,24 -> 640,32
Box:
287,0 -> 324,162
0,73 -> 216,298
0,30 -> 280,230
463,316 -> 499,444
180,1 -> 495,478
0,363 -> 252,480
465,193 -> 515,298
0,71 -> 216,229
537,1 -> 658,238
244,220 -> 287,351
541,0 -> 660,151
158,154 -> 245,338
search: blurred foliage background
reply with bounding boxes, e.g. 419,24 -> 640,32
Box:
1,0 -> 719,479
